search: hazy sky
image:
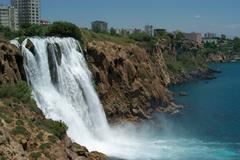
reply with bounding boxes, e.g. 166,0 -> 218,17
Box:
1,0 -> 240,36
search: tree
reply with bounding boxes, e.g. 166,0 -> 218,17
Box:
47,21 -> 83,43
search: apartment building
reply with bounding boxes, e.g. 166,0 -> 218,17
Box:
0,5 -> 19,30
11,0 -> 40,25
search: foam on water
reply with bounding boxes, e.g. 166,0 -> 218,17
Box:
21,37 -> 240,160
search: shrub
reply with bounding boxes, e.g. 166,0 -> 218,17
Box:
129,32 -> 152,42
30,152 -> 41,160
47,21 -> 83,43
12,126 -> 30,135
0,81 -> 40,113
39,143 -> 51,150
21,24 -> 48,37
16,119 -> 24,126
35,119 -> 68,140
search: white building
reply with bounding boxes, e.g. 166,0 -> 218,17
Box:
11,0 -> 41,25
0,5 -> 19,30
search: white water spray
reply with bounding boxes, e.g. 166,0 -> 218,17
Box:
21,37 -> 239,160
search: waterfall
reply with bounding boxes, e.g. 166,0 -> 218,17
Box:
22,37 -> 144,159
22,37 -> 111,143
21,37 -> 239,160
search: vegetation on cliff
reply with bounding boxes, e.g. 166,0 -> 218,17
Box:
0,40 -> 106,159
0,81 -> 106,160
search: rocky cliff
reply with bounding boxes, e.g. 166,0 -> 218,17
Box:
207,53 -> 240,62
0,40 -> 26,84
86,40 -> 182,123
0,40 -> 106,160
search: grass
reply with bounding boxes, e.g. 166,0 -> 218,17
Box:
48,135 -> 58,143
0,81 -> 41,113
30,152 -> 41,160
12,126 -> 30,135
39,143 -> 51,150
16,119 -> 24,126
80,28 -> 135,46
164,53 -> 206,74
34,119 -> 68,140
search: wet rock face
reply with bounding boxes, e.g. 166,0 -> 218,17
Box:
86,41 -> 174,122
25,39 -> 35,56
0,40 -> 26,84
47,43 -> 62,85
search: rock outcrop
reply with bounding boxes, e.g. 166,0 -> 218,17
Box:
0,40 -> 26,84
86,41 -> 181,122
0,40 -> 106,160
207,53 -> 229,62
207,53 -> 240,62
0,90 -> 106,160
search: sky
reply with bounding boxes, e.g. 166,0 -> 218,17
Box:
1,0 -> 240,37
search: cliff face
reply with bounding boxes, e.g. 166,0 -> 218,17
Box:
0,94 -> 106,160
0,40 -> 26,84
207,53 -> 240,62
0,41 -> 106,160
86,41 -> 181,122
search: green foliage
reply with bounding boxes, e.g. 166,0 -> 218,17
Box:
129,32 -> 152,42
21,24 -> 48,37
30,152 -> 41,160
47,21 -> 83,43
165,53 -> 206,74
0,25 -> 20,40
80,28 -> 135,46
16,119 -> 24,126
39,143 -> 51,150
0,107 -> 13,124
0,115 -> 13,124
35,119 -> 68,140
0,81 -> 40,113
165,55 -> 183,73
0,156 -> 7,160
233,37 -> 240,53
12,126 -> 30,135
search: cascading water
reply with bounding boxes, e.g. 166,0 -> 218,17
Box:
21,37 -> 239,160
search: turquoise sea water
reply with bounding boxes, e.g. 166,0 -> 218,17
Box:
159,62 -> 240,159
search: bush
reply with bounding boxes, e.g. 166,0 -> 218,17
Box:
0,25 -> 19,40
30,152 -> 41,160
47,21 -> 83,43
21,24 -> 48,37
39,143 -> 51,150
16,119 -> 24,126
12,126 -> 30,135
0,81 -> 40,113
129,32 -> 152,42
35,119 -> 68,140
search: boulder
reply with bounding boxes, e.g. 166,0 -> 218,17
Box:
25,39 -> 35,56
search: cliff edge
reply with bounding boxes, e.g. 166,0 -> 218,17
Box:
86,40 -> 182,123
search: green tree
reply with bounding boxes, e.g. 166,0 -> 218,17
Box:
47,21 -> 83,43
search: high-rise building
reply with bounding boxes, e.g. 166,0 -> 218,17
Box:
183,32 -> 203,44
11,0 -> 41,25
91,21 -> 108,33
145,25 -> 153,37
0,5 -> 19,30
204,32 -> 217,39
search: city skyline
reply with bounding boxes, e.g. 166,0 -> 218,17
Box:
1,0 -> 240,37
